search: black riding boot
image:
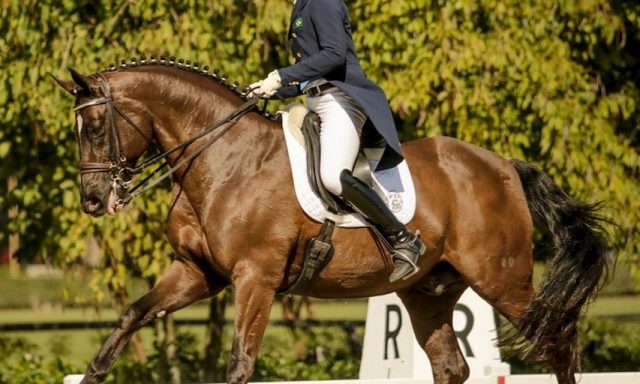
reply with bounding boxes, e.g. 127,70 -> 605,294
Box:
339,170 -> 426,282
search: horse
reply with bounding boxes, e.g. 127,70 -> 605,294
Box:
53,57 -> 610,384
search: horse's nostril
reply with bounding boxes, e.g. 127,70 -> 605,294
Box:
84,196 -> 103,213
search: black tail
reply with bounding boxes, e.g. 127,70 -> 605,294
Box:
504,159 -> 611,375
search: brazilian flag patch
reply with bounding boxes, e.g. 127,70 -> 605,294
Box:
294,17 -> 303,29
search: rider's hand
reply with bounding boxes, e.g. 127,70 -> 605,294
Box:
247,70 -> 282,98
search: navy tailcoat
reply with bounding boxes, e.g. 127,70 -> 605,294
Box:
276,0 -> 403,171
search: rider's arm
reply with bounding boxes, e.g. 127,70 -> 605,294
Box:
272,84 -> 301,100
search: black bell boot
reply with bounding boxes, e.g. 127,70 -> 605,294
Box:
339,170 -> 426,282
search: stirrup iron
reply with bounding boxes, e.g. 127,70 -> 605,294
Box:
389,230 -> 426,282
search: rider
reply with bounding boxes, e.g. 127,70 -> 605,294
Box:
249,0 -> 425,282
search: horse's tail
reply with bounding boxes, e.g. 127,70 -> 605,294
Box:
504,159 -> 611,374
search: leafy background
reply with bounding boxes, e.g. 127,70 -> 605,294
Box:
0,0 -> 639,382
2,0 -> 638,282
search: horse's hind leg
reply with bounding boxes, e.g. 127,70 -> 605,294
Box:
80,259 -> 226,384
457,251 -> 576,384
489,280 -> 577,384
398,286 -> 469,384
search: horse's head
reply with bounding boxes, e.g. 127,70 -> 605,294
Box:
54,68 -> 153,217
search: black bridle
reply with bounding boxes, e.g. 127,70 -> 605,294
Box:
73,73 -> 259,206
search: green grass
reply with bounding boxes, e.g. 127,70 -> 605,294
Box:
0,298 -> 367,323
587,295 -> 640,318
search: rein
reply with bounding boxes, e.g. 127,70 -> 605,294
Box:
73,73 -> 259,205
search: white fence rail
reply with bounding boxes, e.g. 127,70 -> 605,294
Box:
64,372 -> 640,384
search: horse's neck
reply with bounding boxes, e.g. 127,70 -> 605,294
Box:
121,69 -> 284,199
134,76 -> 244,156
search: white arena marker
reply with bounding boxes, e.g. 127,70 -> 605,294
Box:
63,375 -> 84,384
359,290 -> 510,380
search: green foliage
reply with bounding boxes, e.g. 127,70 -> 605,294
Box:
254,326 -> 360,380
103,329 -> 203,384
107,325 -> 359,382
581,317 -> 640,371
0,325 -> 360,383
254,350 -> 359,381
505,316 -> 640,373
351,0 -> 640,280
0,336 -> 82,384
1,1 -> 640,378
1,0 -> 638,288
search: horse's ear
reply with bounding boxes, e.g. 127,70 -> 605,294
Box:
51,74 -> 82,96
67,67 -> 94,95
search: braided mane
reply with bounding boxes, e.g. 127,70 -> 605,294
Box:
101,55 -> 276,120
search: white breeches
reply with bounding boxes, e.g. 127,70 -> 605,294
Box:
306,88 -> 367,196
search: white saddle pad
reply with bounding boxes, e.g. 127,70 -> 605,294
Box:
280,103 -> 416,228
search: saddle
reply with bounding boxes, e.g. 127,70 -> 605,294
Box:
278,103 -> 417,295
280,103 -> 416,227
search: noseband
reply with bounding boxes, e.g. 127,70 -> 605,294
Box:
73,73 -> 258,205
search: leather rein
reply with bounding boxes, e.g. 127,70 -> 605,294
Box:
73,73 -> 259,206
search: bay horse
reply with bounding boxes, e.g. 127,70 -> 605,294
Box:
54,57 -> 609,384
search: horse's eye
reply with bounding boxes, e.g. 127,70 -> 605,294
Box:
87,121 -> 104,139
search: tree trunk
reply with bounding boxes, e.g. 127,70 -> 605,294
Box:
156,315 -> 181,384
281,295 -> 317,360
8,176 -> 19,278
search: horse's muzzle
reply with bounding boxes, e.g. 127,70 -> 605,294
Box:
83,194 -> 106,217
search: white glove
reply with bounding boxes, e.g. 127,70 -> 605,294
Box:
247,70 -> 282,98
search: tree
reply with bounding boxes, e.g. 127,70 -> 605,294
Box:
350,0 -> 640,277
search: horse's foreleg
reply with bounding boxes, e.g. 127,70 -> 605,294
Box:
226,272 -> 278,384
80,259 -> 225,384
398,287 -> 469,384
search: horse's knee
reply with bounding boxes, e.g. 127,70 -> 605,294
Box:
119,300 -> 171,332
116,304 -> 147,331
82,360 -> 111,383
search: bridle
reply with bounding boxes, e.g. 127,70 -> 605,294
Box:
73,73 -> 259,206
